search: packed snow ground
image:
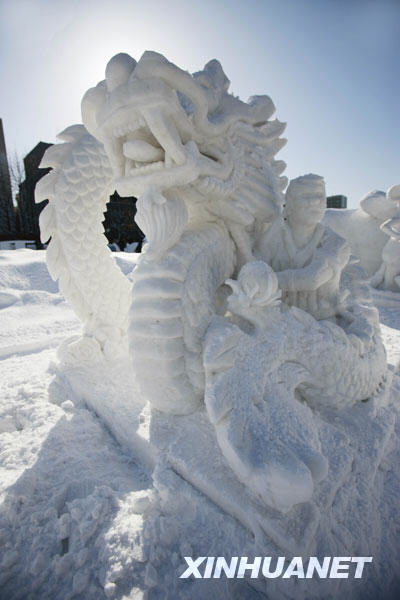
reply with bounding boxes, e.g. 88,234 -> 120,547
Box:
0,251 -> 154,599
0,250 -> 399,600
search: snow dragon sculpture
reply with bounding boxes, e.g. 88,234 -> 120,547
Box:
37,51 -> 389,512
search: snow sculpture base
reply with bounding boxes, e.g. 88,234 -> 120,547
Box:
59,352 -> 395,558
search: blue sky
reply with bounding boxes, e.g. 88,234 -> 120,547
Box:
0,0 -> 398,207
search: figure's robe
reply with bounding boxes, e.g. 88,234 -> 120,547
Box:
255,219 -> 350,320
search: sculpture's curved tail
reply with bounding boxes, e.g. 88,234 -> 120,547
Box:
36,125 -> 132,357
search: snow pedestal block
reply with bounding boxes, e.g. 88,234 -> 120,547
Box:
59,358 -> 155,472
153,409 -> 321,556
58,357 -> 396,557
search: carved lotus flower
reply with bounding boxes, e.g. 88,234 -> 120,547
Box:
226,261 -> 281,313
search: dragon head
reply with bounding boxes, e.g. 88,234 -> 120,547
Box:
82,51 -> 288,257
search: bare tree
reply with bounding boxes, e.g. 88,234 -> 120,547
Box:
8,151 -> 25,202
0,150 -> 22,233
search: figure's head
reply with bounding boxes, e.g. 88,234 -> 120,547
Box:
285,174 -> 326,226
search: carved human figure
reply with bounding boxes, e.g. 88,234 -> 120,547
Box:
256,174 -> 350,320
370,185 -> 400,291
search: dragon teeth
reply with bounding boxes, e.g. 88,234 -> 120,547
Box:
113,117 -> 147,139
130,160 -> 164,176
165,153 -> 173,168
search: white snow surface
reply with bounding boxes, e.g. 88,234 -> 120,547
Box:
1,249 -> 400,599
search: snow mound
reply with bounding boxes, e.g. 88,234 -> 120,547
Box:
0,250 -> 399,599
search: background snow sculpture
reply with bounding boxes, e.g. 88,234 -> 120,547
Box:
324,186 -> 399,282
370,184 -> 400,291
